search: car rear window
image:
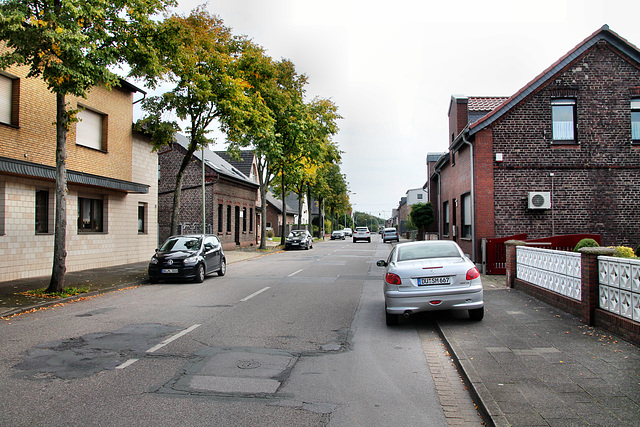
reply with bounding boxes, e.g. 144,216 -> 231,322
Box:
397,243 -> 461,261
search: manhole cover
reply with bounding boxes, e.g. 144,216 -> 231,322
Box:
237,359 -> 261,369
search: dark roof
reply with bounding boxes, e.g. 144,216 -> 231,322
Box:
173,134 -> 257,188
468,25 -> 640,136
215,150 -> 255,179
266,192 -> 296,215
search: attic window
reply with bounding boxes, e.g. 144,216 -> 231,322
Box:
551,98 -> 576,143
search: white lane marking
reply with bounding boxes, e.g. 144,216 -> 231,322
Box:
116,358 -> 139,370
146,324 -> 201,353
240,287 -> 270,302
288,269 -> 303,277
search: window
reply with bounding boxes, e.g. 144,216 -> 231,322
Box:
461,193 -> 472,238
242,207 -> 247,232
417,193 -> 423,200
551,98 -> 576,142
0,74 -> 17,126
138,203 -> 146,233
632,99 -> 640,143
443,201 -> 450,236
226,205 -> 231,233
249,208 -> 253,232
35,189 -> 50,234
78,197 -> 103,232
76,107 -> 105,150
218,204 -> 223,233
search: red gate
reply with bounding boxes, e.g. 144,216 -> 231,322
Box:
486,234 -> 527,275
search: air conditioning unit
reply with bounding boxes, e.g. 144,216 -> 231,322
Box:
528,192 -> 551,209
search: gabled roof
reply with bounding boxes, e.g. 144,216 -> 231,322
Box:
468,25 -> 640,136
468,97 -> 509,112
215,150 -> 256,179
266,192 -> 296,215
173,134 -> 257,188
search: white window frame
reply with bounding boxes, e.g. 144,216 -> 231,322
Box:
551,98 -> 576,142
0,74 -> 13,125
76,107 -> 104,150
461,193 -> 472,239
631,99 -> 640,143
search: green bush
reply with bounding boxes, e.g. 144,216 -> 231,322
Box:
266,229 -> 274,239
574,238 -> 599,252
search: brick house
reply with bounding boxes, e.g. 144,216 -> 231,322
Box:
429,25 -> 640,263
157,134 -> 260,250
0,64 -> 157,281
265,192 -> 296,237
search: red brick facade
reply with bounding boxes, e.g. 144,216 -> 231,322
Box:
158,143 -> 259,250
430,27 -> 640,263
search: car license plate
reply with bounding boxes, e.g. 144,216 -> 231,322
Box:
418,276 -> 451,286
161,268 -> 178,274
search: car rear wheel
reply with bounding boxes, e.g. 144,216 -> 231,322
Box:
385,307 -> 399,326
469,307 -> 484,321
195,264 -> 206,283
217,259 -> 226,276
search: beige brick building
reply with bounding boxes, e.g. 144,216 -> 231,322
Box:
0,62 -> 158,281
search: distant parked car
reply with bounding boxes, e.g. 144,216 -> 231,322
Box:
382,227 -> 399,243
148,234 -> 226,283
285,230 -> 313,250
377,240 -> 483,325
331,230 -> 346,240
352,227 -> 371,243
342,228 -> 353,237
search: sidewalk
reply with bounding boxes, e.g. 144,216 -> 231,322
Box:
0,241 -> 283,318
438,277 -> 640,426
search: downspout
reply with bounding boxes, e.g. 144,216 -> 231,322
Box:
462,131 -> 476,264
434,169 -> 442,240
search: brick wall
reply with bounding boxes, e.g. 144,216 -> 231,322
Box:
488,41 -> 640,247
158,144 -> 259,249
0,62 -> 135,182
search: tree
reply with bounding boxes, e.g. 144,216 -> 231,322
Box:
137,7 -> 272,236
409,202 -> 434,240
0,0 -> 173,292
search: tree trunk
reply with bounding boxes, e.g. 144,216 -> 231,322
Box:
306,185 -> 312,233
47,94 -> 68,293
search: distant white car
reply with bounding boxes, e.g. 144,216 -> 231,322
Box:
342,228 -> 353,237
377,240 -> 484,325
352,227 -> 371,243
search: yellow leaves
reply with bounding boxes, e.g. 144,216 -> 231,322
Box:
29,17 -> 49,28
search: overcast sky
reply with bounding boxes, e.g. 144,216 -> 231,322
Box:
136,0 -> 639,219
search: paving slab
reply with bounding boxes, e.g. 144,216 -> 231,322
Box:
438,286 -> 640,427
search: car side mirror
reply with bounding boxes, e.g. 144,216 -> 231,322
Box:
376,260 -> 387,267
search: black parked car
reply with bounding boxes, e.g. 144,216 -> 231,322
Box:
285,230 -> 313,250
148,234 -> 226,283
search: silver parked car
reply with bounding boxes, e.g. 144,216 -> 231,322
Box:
285,229 -> 313,250
376,240 -> 483,325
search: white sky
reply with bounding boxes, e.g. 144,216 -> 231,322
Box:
135,0 -> 639,219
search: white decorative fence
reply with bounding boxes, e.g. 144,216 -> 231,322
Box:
598,256 -> 640,322
516,246 -> 582,301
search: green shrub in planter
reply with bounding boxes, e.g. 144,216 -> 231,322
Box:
574,238 -> 599,252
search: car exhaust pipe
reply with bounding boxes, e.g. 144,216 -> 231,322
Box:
403,310 -> 412,318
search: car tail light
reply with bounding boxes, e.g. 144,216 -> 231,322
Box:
385,273 -> 402,285
466,267 -> 480,280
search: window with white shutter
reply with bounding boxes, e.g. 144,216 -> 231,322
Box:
76,107 -> 104,150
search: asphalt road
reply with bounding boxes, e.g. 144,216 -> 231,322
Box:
0,235 -> 480,426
